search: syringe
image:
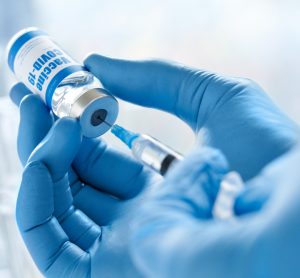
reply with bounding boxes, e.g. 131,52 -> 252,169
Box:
111,124 -> 183,175
111,124 -> 244,220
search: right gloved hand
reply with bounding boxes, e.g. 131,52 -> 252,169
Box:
84,54 -> 298,217
130,141 -> 300,278
84,55 -> 298,181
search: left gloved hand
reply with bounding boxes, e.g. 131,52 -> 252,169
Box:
11,83 -> 161,278
130,144 -> 300,278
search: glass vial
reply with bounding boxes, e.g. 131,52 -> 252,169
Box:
6,27 -> 118,137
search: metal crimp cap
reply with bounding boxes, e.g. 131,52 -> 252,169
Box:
70,88 -> 119,137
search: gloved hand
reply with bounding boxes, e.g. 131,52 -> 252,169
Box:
83,55 -> 298,181
84,55 -> 300,277
11,84 -> 162,278
11,54 -> 298,277
130,143 -> 300,278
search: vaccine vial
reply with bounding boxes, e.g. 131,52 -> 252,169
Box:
6,27 -> 119,137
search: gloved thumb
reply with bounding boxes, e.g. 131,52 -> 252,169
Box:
84,54 -> 202,128
234,181 -> 272,216
27,117 -> 82,182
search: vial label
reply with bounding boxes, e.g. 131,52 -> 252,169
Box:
7,29 -> 85,107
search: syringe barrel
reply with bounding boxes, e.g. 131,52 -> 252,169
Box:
130,133 -> 244,220
131,134 -> 183,175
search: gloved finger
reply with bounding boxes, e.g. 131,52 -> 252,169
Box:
235,144 -> 300,217
9,82 -> 32,106
234,179 -> 272,216
28,118 -> 101,251
17,119 -> 95,276
50,175 -> 101,250
68,169 -> 123,226
28,117 -> 81,181
233,145 -> 300,216
151,146 -> 229,219
73,185 -> 123,226
17,93 -> 53,165
84,54 -> 212,129
29,118 -> 101,250
10,82 -> 53,165
17,162 -> 91,276
73,137 -> 158,200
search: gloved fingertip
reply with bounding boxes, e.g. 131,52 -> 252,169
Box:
52,116 -> 81,135
83,53 -> 109,69
44,117 -> 82,151
19,93 -> 47,116
10,82 -> 32,106
56,117 -> 82,148
21,161 -> 50,194
17,94 -> 53,166
234,184 -> 271,216
83,53 -> 123,82
23,160 -> 48,176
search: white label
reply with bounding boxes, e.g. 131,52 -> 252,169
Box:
13,35 -> 82,105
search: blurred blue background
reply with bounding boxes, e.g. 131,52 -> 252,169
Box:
0,0 -> 299,277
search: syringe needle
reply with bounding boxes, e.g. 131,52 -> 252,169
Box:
111,124 -> 139,148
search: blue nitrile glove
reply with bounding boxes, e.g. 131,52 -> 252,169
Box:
83,55 -> 298,181
130,144 -> 300,278
11,83 -> 162,277
83,55 -> 300,277
11,54 -> 298,278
